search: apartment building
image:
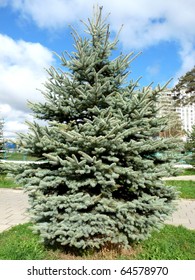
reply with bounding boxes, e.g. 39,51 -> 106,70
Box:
159,89 -> 195,133
175,103 -> 195,132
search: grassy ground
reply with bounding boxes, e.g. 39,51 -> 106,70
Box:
0,223 -> 194,260
0,174 -> 20,188
179,168 -> 195,176
135,225 -> 195,260
0,224 -> 49,260
165,180 -> 195,199
0,167 -> 194,260
4,152 -> 26,161
3,152 -> 39,161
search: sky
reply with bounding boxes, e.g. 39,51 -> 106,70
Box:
0,0 -> 195,139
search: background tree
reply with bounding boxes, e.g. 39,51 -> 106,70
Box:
184,124 -> 195,164
172,66 -> 195,105
159,111 -> 184,138
185,125 -> 195,151
158,90 -> 184,138
0,118 -> 4,159
172,67 -> 195,162
15,6 -> 181,252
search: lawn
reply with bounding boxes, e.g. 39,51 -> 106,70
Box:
135,225 -> 195,260
4,152 -> 39,161
0,174 -> 20,188
0,168 -> 194,260
165,180 -> 195,199
179,168 -> 195,176
0,223 -> 194,260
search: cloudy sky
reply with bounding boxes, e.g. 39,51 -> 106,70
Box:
0,0 -> 195,139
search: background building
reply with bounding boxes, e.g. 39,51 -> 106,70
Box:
176,102 -> 195,132
159,89 -> 195,136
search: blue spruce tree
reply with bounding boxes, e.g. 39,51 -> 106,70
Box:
16,7 -> 181,252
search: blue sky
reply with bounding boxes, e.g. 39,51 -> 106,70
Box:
0,0 -> 195,138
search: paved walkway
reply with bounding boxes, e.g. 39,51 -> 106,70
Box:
164,175 -> 195,181
0,188 -> 195,233
0,188 -> 29,233
165,199 -> 195,229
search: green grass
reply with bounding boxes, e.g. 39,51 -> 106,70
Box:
0,224 -> 51,260
4,152 -> 25,161
0,223 -> 194,260
4,152 -> 39,161
0,175 -> 20,188
166,180 -> 195,199
179,168 -> 195,176
135,225 -> 195,260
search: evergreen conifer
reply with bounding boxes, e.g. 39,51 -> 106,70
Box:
172,66 -> 195,105
184,125 -> 195,165
16,7 -> 181,251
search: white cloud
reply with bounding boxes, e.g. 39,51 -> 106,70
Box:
0,34 -> 54,138
11,0 -> 91,29
1,0 -> 195,138
10,0 -> 195,77
175,42 -> 195,82
9,1 -> 195,44
0,104 -> 12,115
0,104 -> 33,138
0,34 -> 54,111
4,119 -> 29,139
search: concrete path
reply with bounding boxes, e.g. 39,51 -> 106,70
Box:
164,175 -> 195,181
165,199 -> 195,230
0,188 -> 195,233
0,188 -> 29,233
